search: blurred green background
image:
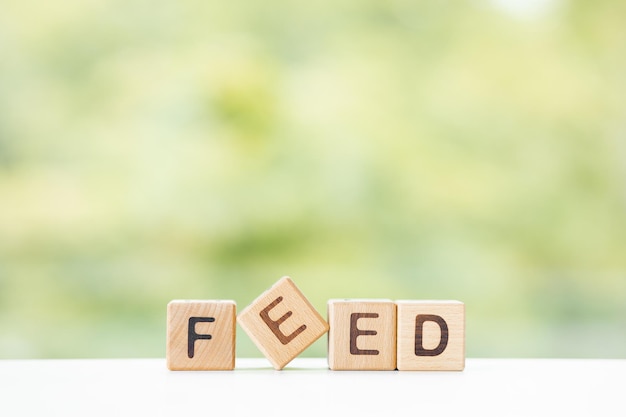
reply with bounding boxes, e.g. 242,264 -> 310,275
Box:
1,0 -> 625,359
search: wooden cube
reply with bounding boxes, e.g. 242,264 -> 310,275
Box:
396,300 -> 465,371
327,299 -> 397,370
166,300 -> 236,371
237,277 -> 329,370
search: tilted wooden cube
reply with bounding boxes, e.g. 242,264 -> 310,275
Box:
166,300 -> 236,370
396,300 -> 465,371
237,276 -> 329,370
327,299 -> 397,370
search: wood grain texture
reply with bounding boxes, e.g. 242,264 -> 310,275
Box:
396,300 -> 465,371
166,300 -> 236,370
237,276 -> 329,370
327,299 -> 397,370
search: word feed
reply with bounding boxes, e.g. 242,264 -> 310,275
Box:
166,277 -> 465,371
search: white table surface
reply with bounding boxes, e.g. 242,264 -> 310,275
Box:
0,358 -> 623,416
